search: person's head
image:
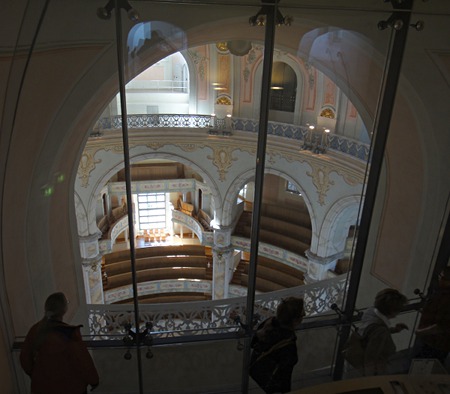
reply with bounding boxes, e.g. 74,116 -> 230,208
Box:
276,297 -> 305,328
44,292 -> 69,320
438,266 -> 450,287
374,288 -> 407,318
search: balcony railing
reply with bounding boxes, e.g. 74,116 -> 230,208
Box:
87,274 -> 347,339
92,114 -> 370,161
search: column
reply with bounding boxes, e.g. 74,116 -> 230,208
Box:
79,233 -> 105,304
304,249 -> 344,283
211,227 -> 234,300
81,257 -> 104,304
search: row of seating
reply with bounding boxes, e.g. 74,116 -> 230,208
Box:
234,201 -> 312,257
103,244 -> 206,265
102,245 -> 211,301
231,255 -> 304,292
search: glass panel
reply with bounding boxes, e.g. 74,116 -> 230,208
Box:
267,3 -> 392,380
121,1 -> 265,316
81,338 -> 243,393
5,0 -> 450,393
294,326 -> 339,389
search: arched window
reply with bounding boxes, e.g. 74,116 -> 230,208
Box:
270,62 -> 297,112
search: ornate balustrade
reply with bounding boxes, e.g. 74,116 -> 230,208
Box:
96,114 -> 212,130
108,215 -> 129,245
93,114 -> 369,161
87,274 -> 347,339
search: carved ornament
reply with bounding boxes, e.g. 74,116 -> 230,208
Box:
207,146 -> 237,182
306,164 -> 335,206
78,151 -> 101,188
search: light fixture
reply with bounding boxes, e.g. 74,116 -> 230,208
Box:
249,1 -> 293,27
208,114 -> 233,137
97,0 -> 139,22
301,125 -> 331,154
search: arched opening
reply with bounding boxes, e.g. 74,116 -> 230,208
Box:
270,61 -> 297,112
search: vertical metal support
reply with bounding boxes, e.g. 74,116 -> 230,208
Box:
241,3 -> 277,393
333,3 -> 413,380
113,1 -> 144,392
428,201 -> 450,293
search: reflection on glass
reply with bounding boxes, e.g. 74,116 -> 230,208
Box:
11,0 -> 442,392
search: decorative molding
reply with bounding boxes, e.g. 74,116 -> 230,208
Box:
207,146 -> 237,182
178,143 -> 205,152
306,164 -> 335,206
188,49 -> 207,81
78,151 -> 101,188
146,142 -> 164,150
81,257 -> 102,272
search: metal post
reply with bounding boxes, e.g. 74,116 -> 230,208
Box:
427,200 -> 450,294
113,1 -> 144,392
241,3 -> 277,393
333,2 -> 413,380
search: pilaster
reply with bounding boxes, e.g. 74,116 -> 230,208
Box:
211,227 -> 234,299
79,233 -> 104,304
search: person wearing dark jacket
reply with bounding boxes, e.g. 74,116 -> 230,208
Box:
20,292 -> 99,394
249,297 -> 305,393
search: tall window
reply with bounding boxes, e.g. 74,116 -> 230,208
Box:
137,193 -> 166,230
270,62 -> 297,112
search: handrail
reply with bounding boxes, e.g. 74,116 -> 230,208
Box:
91,114 -> 370,161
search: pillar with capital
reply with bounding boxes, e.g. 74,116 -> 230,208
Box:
304,249 -> 343,283
79,233 -> 105,304
211,227 -> 235,300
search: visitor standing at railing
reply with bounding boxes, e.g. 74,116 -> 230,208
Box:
248,297 -> 305,393
20,292 -> 99,394
345,288 -> 408,378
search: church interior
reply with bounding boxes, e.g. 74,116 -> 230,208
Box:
1,0 -> 450,392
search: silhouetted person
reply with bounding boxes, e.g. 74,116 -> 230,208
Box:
358,288 -> 408,376
20,292 -> 99,394
249,297 -> 305,393
414,267 -> 450,365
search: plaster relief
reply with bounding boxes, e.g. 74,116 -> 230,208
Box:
307,164 -> 334,206
208,146 -> 237,182
77,151 -> 101,188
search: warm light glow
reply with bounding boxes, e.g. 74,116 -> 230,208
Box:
324,129 -> 330,133
177,278 -> 201,282
226,114 -> 232,118
309,125 -> 315,130
214,87 -> 226,91
270,86 -> 284,90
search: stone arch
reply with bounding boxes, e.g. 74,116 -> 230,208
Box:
252,53 -> 306,123
221,167 -> 316,237
82,150 -> 223,241
313,195 -> 361,257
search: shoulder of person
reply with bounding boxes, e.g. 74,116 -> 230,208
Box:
54,322 -> 84,339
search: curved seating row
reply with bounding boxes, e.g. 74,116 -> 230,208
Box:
234,201 -> 312,257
